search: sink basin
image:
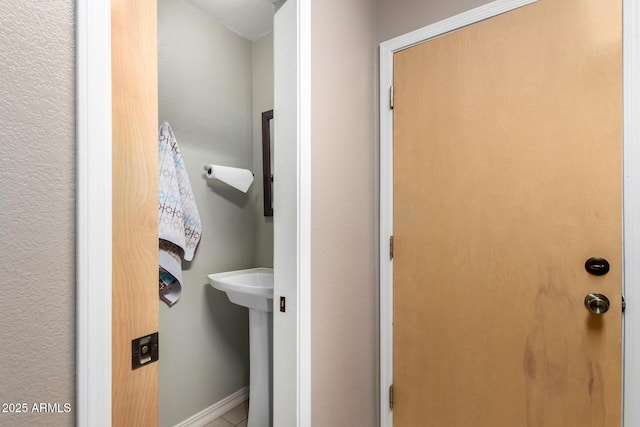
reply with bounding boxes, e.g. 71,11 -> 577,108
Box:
208,267 -> 273,312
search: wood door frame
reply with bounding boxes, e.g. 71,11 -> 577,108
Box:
378,0 -> 640,426
76,0 -> 312,425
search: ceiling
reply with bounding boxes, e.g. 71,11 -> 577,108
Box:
184,0 -> 275,42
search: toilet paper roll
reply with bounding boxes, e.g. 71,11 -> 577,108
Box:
204,164 -> 254,193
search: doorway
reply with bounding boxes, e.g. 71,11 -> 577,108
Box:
77,0 -> 311,426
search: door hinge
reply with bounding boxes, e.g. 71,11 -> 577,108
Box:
390,85 -> 394,110
622,295 -> 626,313
390,235 -> 394,260
389,384 -> 394,409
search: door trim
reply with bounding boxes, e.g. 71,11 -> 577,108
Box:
378,0 -> 639,425
298,1 -> 312,424
622,1 -> 640,424
76,0 -> 112,425
272,0 -> 312,426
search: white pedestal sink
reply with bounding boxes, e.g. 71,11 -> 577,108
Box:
208,268 -> 273,427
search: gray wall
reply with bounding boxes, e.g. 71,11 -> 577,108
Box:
252,34 -> 275,269
0,1 -> 75,426
158,0 -> 273,425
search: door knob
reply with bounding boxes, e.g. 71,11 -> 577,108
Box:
584,293 -> 610,314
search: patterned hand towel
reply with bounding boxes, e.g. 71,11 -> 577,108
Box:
158,122 -> 202,306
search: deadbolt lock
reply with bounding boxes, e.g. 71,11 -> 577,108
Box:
585,257 -> 610,276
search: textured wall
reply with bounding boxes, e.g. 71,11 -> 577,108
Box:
158,1 -> 273,425
0,1 -> 76,426
310,0 -> 378,425
376,0 -> 493,42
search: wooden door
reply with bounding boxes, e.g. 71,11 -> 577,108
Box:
393,1 -> 622,426
112,0 -> 159,425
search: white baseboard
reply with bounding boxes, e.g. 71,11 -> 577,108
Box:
174,387 -> 249,427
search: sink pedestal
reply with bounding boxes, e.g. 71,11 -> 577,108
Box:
207,268 -> 274,427
248,309 -> 272,427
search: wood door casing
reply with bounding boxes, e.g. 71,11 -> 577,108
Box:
393,0 -> 622,425
112,0 -> 159,425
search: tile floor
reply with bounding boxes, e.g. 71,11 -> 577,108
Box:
203,400 -> 249,427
